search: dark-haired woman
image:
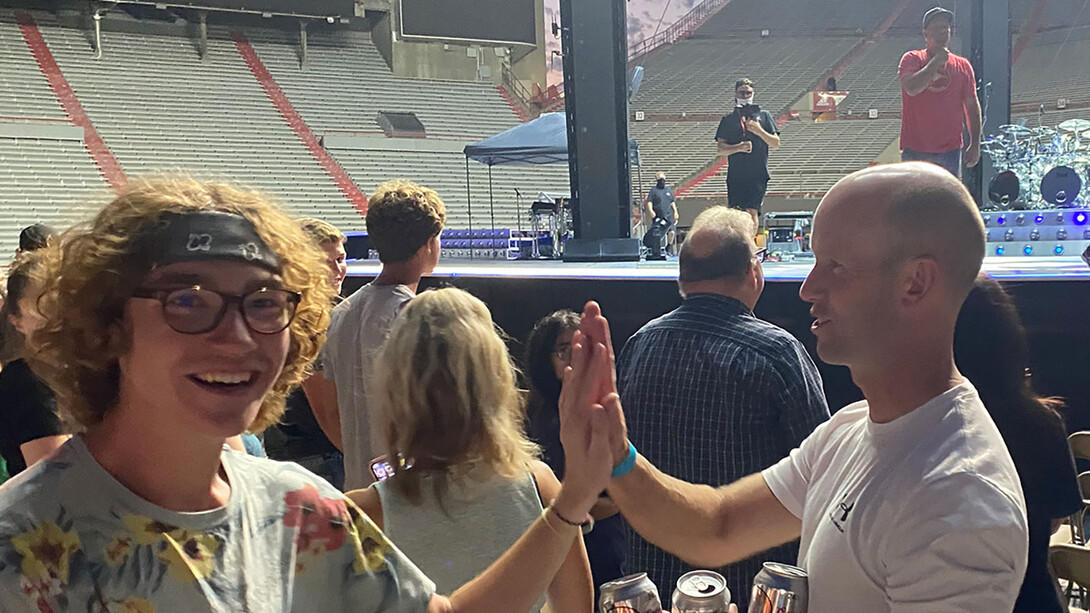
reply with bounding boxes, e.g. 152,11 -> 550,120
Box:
0,252 -> 67,478
526,310 -> 627,597
954,275 -> 1082,613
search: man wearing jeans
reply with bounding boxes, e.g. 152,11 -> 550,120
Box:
899,7 -> 981,178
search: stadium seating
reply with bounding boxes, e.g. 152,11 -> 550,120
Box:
696,0 -> 891,37
247,28 -> 521,138
0,16 -> 67,121
0,137 -> 108,256
332,148 -> 570,229
1012,27 -> 1090,109
4,0 -> 1087,239
684,118 -> 902,197
629,120 -> 721,193
34,15 -> 362,229
631,37 -> 861,116
0,14 -> 106,256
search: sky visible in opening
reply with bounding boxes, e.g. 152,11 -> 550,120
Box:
542,0 -> 700,85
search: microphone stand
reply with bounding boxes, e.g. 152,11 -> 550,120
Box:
515,188 -> 523,259
515,188 -> 523,234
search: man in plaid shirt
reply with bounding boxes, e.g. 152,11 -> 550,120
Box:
618,206 -> 829,609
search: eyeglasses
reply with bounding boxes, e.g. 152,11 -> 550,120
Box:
131,285 -> 301,335
553,343 -> 573,363
755,248 -> 768,263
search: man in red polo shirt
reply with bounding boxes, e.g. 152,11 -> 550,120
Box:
899,7 -> 981,178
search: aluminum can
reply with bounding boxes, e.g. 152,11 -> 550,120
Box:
599,572 -> 662,613
671,570 -> 731,612
748,562 -> 808,613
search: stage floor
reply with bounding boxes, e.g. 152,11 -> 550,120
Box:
347,255 -> 1090,282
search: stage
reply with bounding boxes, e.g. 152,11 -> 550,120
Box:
343,255 -> 1090,431
346,255 -> 1090,282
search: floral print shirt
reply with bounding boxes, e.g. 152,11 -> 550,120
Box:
0,437 -> 435,613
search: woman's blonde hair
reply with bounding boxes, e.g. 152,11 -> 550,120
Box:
28,175 -> 336,431
376,287 -> 538,503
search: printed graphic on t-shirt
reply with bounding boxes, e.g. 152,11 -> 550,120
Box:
829,495 -> 855,533
928,64 -> 952,93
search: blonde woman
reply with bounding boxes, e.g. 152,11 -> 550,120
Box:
350,288 -> 595,612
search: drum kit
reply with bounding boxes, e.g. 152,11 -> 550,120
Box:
983,118 -> 1090,210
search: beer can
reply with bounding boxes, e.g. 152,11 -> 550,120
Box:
671,570 -> 731,613
599,572 -> 662,613
748,562 -> 808,613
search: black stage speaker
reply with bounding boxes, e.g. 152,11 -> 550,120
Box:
559,0 -> 633,261
562,237 -> 641,262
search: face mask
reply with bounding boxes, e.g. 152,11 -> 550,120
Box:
656,179 -> 666,188
736,94 -> 754,107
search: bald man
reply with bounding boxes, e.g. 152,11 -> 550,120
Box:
565,163 -> 1028,612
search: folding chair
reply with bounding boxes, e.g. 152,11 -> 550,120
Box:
1050,543 -> 1090,612
1070,432 -> 1090,464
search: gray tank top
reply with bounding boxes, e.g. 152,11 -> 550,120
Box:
375,463 -> 546,612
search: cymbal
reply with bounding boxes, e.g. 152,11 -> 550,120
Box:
998,124 -> 1034,136
1058,119 -> 1090,133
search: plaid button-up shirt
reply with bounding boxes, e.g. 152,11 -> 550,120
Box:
618,293 -> 830,610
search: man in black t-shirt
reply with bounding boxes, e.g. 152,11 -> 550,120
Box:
644,172 -> 679,254
714,78 -> 781,232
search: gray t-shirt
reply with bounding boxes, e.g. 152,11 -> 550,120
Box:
0,437 -> 435,612
375,464 -> 545,611
322,283 -> 415,490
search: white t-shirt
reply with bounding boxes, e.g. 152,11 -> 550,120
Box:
762,381 -> 1028,613
322,282 -> 415,490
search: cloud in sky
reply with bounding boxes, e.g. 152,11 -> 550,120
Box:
543,0 -> 696,85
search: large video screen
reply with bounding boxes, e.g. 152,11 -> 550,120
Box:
398,0 -> 536,45
170,0 -> 354,17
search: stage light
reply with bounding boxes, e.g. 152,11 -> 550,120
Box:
1075,212 -> 1088,225
995,246 -> 1005,255
982,215 -> 991,225
1004,229 -> 1014,241
1085,229 -> 1090,240
1030,229 -> 1040,241
997,215 -> 1006,225
1055,245 -> 1065,255
1023,244 -> 1034,255
1016,213 -> 1026,225
1035,215 -> 1045,224
1058,229 -> 1068,240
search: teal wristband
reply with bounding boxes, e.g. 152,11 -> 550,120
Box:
611,441 -> 637,478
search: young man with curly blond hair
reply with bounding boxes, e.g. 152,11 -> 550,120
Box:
0,176 -> 614,612
309,179 -> 446,490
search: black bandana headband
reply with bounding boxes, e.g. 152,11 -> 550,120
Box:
139,211 -> 279,271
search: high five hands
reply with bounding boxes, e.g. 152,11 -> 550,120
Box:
557,302 -> 740,613
554,302 -> 625,517
559,302 -> 629,481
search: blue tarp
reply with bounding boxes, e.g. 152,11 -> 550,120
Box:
463,112 -> 639,166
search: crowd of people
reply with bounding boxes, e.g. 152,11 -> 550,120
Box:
0,8 -> 1080,612
0,159 -> 1080,613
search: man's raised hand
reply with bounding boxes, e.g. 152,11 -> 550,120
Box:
556,327 -> 617,515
